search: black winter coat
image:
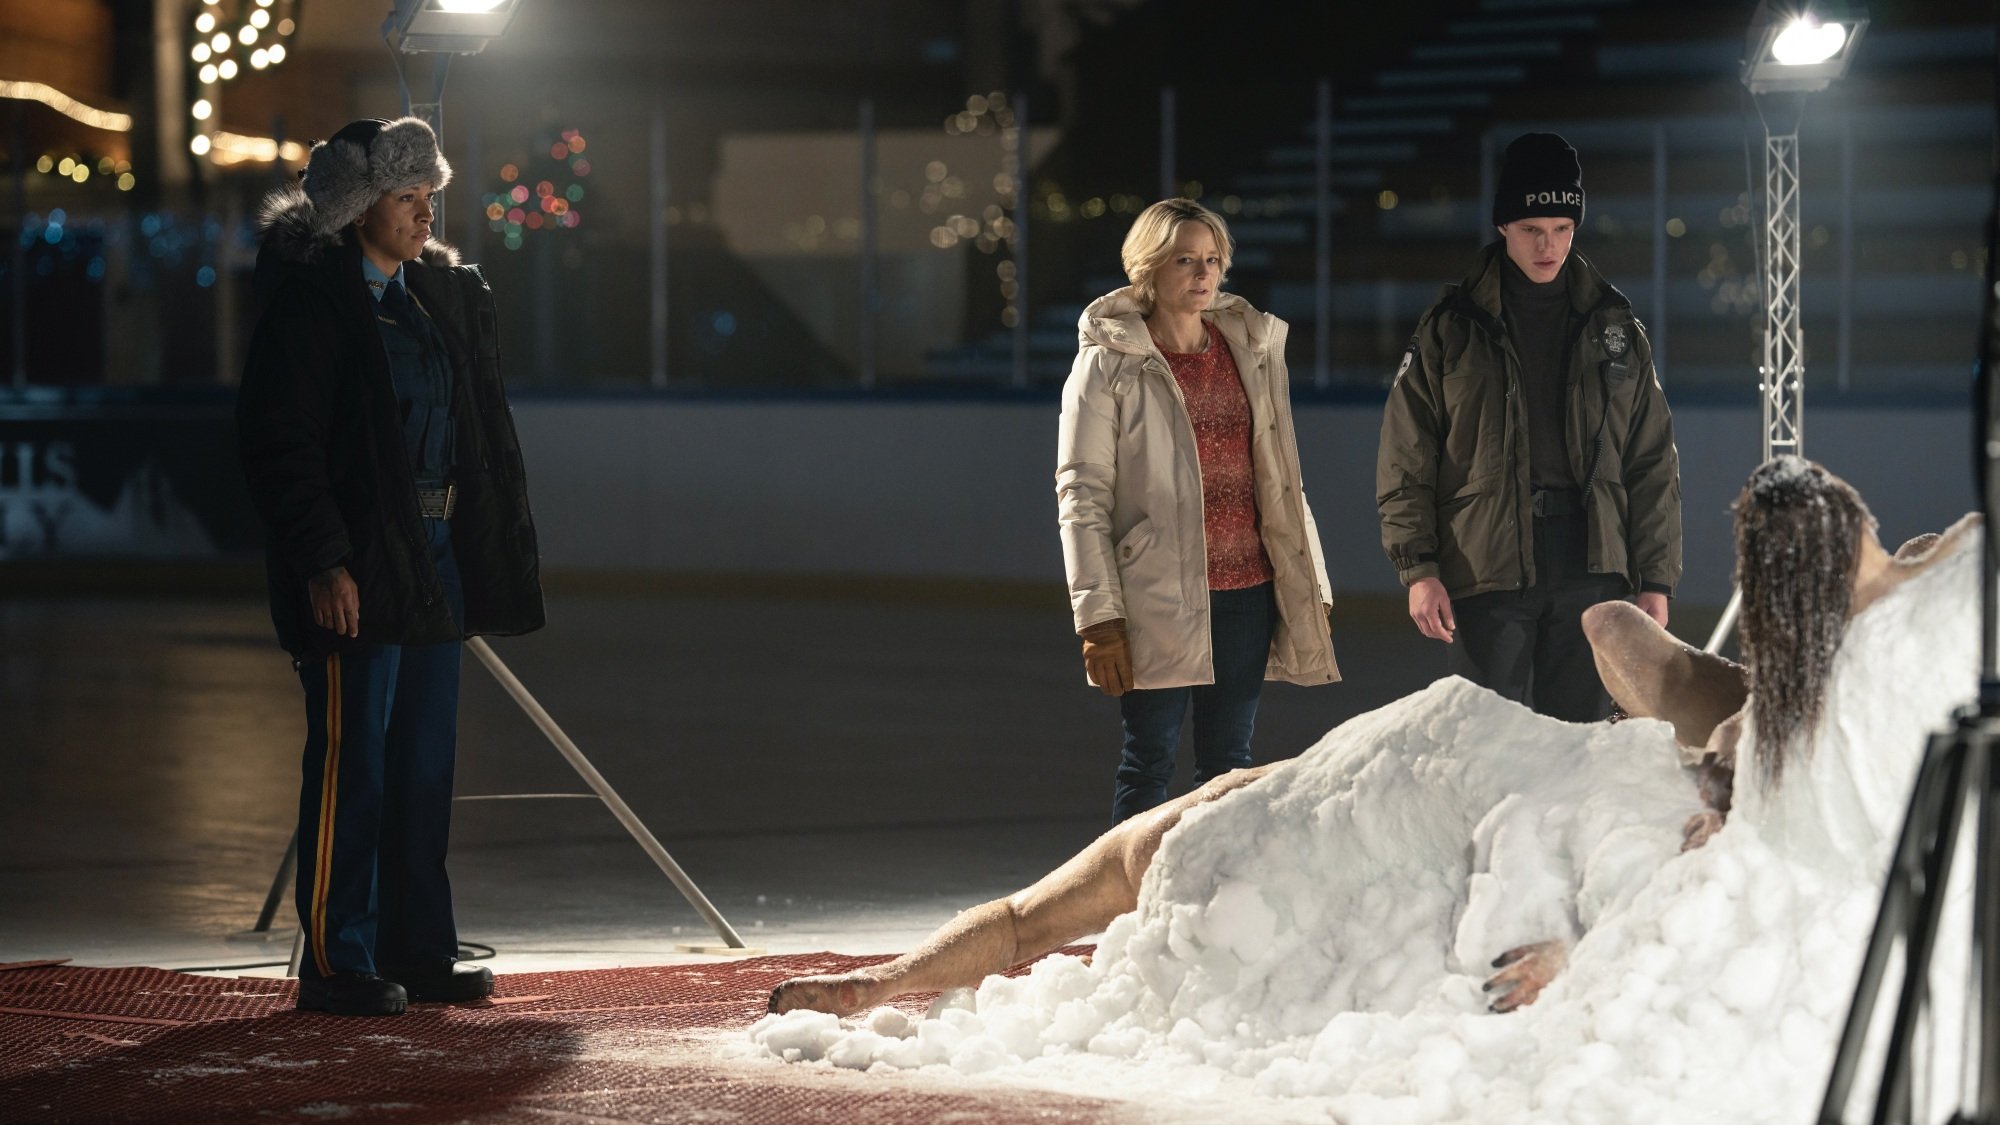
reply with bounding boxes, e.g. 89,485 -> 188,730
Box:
237,185 -> 544,658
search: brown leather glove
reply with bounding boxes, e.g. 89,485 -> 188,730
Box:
1079,619 -> 1133,697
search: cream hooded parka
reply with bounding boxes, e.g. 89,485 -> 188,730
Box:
1057,287 -> 1340,690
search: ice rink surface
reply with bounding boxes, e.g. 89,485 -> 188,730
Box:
1,584 -> 1459,978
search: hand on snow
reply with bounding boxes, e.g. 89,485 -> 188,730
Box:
1080,619 -> 1133,696
1485,939 -> 1568,1013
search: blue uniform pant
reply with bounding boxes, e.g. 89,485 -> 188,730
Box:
295,518 -> 464,980
1113,582 -> 1276,822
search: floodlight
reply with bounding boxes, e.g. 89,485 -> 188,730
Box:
381,0 -> 524,55
1772,19 -> 1846,64
1742,0 -> 1869,94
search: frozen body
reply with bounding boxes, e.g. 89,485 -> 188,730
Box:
755,515 -> 1981,1122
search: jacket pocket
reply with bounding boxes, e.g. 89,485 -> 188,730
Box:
1439,478 -> 1486,516
1438,475 -> 1502,592
1114,518 -> 1158,566
1113,517 -> 1180,624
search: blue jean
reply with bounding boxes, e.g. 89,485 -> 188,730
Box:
294,517 -> 465,979
1113,582 -> 1276,822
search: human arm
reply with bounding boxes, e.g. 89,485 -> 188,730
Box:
1377,326 -> 1450,625
236,290 -> 355,587
1619,326 -> 1683,602
1057,348 -> 1128,681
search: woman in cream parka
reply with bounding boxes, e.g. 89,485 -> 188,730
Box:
1057,198 -> 1339,822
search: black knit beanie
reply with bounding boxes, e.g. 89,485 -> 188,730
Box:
1492,132 -> 1584,227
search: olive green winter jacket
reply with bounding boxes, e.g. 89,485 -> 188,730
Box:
1376,243 -> 1682,599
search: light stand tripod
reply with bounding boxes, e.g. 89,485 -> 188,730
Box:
245,637 -> 753,975
1818,82 -> 2000,1124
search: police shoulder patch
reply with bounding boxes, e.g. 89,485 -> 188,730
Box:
1393,338 -> 1417,383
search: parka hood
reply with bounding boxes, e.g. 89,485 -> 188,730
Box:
1077,287 -> 1280,357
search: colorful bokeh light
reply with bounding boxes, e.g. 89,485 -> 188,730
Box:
489,128 -> 592,250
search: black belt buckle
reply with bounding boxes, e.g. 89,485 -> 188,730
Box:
1532,488 -> 1579,518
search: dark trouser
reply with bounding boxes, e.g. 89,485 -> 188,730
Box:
1113,582 -> 1276,823
295,518 -> 464,980
1447,513 -> 1626,723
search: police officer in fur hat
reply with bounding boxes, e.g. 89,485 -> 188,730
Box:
238,117 -> 544,1016
1376,132 -> 1682,721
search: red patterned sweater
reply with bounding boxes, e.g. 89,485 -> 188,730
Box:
1156,327 -> 1274,591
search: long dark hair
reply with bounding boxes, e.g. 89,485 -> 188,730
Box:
1733,456 -> 1872,790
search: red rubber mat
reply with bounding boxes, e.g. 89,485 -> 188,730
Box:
0,950 -> 1116,1123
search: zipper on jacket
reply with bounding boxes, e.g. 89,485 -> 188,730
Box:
1143,353 -> 1212,609
1449,293 -> 1532,592
1500,341 -> 1530,591
374,328 -> 444,609
1569,295 -> 1624,506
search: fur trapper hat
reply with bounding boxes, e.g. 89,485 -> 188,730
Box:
300,117 -> 452,237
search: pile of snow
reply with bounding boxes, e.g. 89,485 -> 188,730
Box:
752,535 -> 1979,1123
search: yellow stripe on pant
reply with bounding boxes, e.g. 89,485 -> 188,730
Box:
310,654 -> 342,978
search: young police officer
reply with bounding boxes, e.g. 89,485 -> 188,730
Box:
1376,132 -> 1682,721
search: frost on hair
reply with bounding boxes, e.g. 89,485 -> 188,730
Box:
1732,455 -> 1871,790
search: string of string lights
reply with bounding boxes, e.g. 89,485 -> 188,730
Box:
187,0 -> 299,159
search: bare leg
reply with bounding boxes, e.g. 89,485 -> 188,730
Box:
768,765 -> 1276,1015
1582,601 -> 1748,751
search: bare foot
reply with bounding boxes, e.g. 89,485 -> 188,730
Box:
1485,939 -> 1568,1013
767,973 -> 884,1016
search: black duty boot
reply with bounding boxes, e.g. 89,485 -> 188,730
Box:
296,972 -> 408,1016
383,960 -> 494,1003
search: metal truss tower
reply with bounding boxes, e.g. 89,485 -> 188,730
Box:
1761,131 -> 1805,462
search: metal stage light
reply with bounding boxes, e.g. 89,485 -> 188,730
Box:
1741,0 -> 1869,95
382,0 -> 525,57
378,0 -> 527,232
1702,0 -> 1868,655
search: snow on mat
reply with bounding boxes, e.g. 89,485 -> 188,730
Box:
0,954 -> 1118,1124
